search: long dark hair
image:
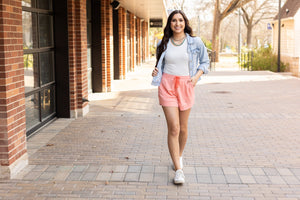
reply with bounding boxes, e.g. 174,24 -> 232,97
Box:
155,10 -> 193,67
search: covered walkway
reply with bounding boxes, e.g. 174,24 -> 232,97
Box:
1,60 -> 300,199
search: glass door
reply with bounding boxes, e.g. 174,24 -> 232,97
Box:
22,0 -> 56,136
87,0 -> 92,93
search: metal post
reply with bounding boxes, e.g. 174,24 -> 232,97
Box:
247,51 -> 250,71
251,51 -> 253,71
244,53 -> 246,69
278,0 -> 281,72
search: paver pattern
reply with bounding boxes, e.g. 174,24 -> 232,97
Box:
1,60 -> 300,199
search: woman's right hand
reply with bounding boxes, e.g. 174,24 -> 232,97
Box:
152,67 -> 158,77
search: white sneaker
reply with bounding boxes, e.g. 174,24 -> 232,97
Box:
174,169 -> 185,184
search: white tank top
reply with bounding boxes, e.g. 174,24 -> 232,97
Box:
164,39 -> 189,76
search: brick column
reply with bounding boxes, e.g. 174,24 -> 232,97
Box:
105,0 -> 113,91
129,12 -> 135,71
118,7 -> 126,79
133,15 -> 136,69
0,0 -> 28,179
136,17 -> 141,66
142,21 -> 146,62
145,21 -> 150,61
68,0 -> 89,118
100,0 -> 113,91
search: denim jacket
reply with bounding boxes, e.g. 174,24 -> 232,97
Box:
151,33 -> 210,86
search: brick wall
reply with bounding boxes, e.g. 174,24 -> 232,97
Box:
0,0 -> 28,179
106,0 -> 113,91
136,17 -> 141,66
118,7 -> 126,79
101,0 -> 113,92
145,22 -> 150,60
142,21 -> 149,62
68,0 -> 89,117
129,12 -> 135,71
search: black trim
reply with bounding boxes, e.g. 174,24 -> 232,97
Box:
53,0 -> 70,117
24,47 -> 55,54
91,0 -> 103,92
22,6 -> 53,14
26,113 -> 56,137
113,9 -> 120,80
25,82 -> 56,97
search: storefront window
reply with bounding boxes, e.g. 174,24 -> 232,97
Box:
39,14 -> 53,48
22,0 -> 56,135
41,86 -> 55,120
25,94 -> 40,129
87,0 -> 92,93
37,0 -> 52,10
24,54 -> 39,93
40,51 -> 54,85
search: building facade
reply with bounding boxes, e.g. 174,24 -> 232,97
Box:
0,0 -> 166,179
273,0 -> 300,77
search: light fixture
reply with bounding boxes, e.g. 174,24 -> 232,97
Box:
286,8 -> 289,14
110,0 -> 120,10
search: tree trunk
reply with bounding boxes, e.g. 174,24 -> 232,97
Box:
212,1 -> 221,62
247,24 -> 252,48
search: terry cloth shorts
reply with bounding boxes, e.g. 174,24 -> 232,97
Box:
158,73 -> 195,111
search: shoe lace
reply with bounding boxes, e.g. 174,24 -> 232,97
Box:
175,170 -> 184,179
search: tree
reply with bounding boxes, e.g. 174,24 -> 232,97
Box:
167,0 -> 186,11
212,0 -> 253,61
241,0 -> 277,48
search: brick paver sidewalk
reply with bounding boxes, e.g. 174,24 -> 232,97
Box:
1,60 -> 300,199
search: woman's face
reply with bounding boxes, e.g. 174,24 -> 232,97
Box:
170,13 -> 185,34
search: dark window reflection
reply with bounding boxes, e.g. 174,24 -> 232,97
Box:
25,93 -> 40,130
37,0 -> 52,10
40,51 -> 54,85
87,23 -> 92,45
39,14 -> 53,48
41,86 -> 55,120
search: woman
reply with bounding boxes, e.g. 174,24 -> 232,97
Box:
151,10 -> 209,184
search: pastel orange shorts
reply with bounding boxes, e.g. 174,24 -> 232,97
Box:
158,73 -> 195,111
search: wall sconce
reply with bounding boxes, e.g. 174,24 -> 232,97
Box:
110,0 -> 120,10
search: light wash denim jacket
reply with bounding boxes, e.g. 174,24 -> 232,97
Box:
151,33 -> 210,86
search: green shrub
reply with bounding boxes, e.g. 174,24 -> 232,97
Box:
202,38 -> 212,50
251,46 -> 287,72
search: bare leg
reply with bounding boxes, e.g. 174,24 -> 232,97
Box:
162,106 -> 181,170
179,108 -> 191,157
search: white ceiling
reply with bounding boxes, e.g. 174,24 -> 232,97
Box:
117,0 -> 167,22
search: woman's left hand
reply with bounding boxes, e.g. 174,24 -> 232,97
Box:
189,76 -> 198,87
189,70 -> 204,87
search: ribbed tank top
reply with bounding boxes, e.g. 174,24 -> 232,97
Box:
163,39 -> 189,76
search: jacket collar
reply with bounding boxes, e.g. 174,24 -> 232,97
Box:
186,33 -> 194,45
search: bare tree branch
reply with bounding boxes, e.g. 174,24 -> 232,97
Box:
221,0 -> 254,19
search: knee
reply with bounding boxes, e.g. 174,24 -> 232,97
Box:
168,124 -> 180,137
180,126 -> 188,136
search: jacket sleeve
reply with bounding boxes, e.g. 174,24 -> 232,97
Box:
197,38 -> 210,74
